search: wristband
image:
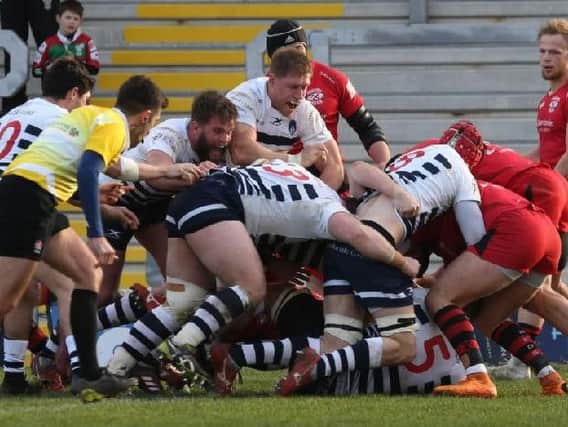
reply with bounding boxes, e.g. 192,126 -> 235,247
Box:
118,157 -> 140,181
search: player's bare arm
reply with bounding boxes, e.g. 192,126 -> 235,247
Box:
100,204 -> 140,230
143,150 -> 205,191
314,139 -> 344,190
106,156 -> 204,184
367,141 -> 391,169
230,122 -> 289,164
348,160 -> 420,216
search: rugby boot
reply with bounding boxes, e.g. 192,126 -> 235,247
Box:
32,353 -> 65,392
275,347 -> 320,396
1,373 -> 42,395
130,362 -> 162,394
70,371 -> 137,403
433,372 -> 497,398
158,338 -> 211,389
209,342 -> 241,396
540,371 -> 568,396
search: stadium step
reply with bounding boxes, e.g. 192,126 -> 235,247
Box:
101,49 -> 246,66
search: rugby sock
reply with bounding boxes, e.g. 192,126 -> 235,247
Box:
230,337 -> 321,370
65,335 -> 80,375
315,337 -> 383,378
97,290 -> 147,330
491,320 -> 549,375
518,322 -> 542,341
70,289 -> 101,381
172,286 -> 250,349
433,305 -> 484,369
122,305 -> 180,362
3,338 -> 27,376
40,337 -> 59,360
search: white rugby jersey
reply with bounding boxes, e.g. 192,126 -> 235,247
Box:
219,160 -> 345,240
331,288 -> 465,396
226,77 -> 333,152
0,98 -> 67,173
111,118 -> 200,208
224,160 -> 339,203
383,145 -> 480,234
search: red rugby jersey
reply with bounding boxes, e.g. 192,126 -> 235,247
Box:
306,60 -> 364,142
537,81 -> 568,167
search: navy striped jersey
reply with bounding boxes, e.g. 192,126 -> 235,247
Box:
381,145 -> 480,234
222,159 -> 341,203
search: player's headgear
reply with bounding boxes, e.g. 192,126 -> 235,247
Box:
439,120 -> 484,168
266,19 -> 308,58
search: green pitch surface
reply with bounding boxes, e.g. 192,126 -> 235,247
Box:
2,367 -> 568,427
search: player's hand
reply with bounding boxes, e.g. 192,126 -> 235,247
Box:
88,236 -> 118,266
101,205 -> 140,230
393,188 -> 420,217
414,274 -> 436,288
165,163 -> 204,183
198,161 -> 218,174
301,144 -> 328,168
401,256 -> 420,278
99,183 -> 132,205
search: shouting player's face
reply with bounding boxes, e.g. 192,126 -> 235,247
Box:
539,34 -> 568,83
190,116 -> 235,163
269,72 -> 311,117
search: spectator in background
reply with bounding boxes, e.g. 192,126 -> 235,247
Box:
528,18 -> 568,176
266,20 -> 390,167
33,0 -> 100,77
1,0 -> 60,115
493,18 -> 568,381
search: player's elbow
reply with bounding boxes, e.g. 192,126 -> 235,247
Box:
321,162 -> 344,190
389,332 -> 417,364
230,144 -> 255,166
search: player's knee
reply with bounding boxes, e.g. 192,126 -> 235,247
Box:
324,313 -> 363,345
396,333 -> 417,363
376,315 -> 418,364
165,277 -> 209,321
425,287 -> 445,315
72,261 -> 103,293
0,299 -> 17,316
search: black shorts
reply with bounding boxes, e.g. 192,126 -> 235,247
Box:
0,175 -> 68,260
166,173 -> 244,238
103,198 -> 170,250
323,220 -> 413,310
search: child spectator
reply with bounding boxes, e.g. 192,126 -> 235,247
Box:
32,0 -> 100,77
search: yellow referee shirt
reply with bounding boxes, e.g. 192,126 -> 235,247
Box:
4,105 -> 130,203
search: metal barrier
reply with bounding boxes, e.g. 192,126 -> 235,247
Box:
409,0 -> 428,24
0,30 -> 29,96
246,22 -> 539,79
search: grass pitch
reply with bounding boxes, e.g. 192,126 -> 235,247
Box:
1,366 -> 568,427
